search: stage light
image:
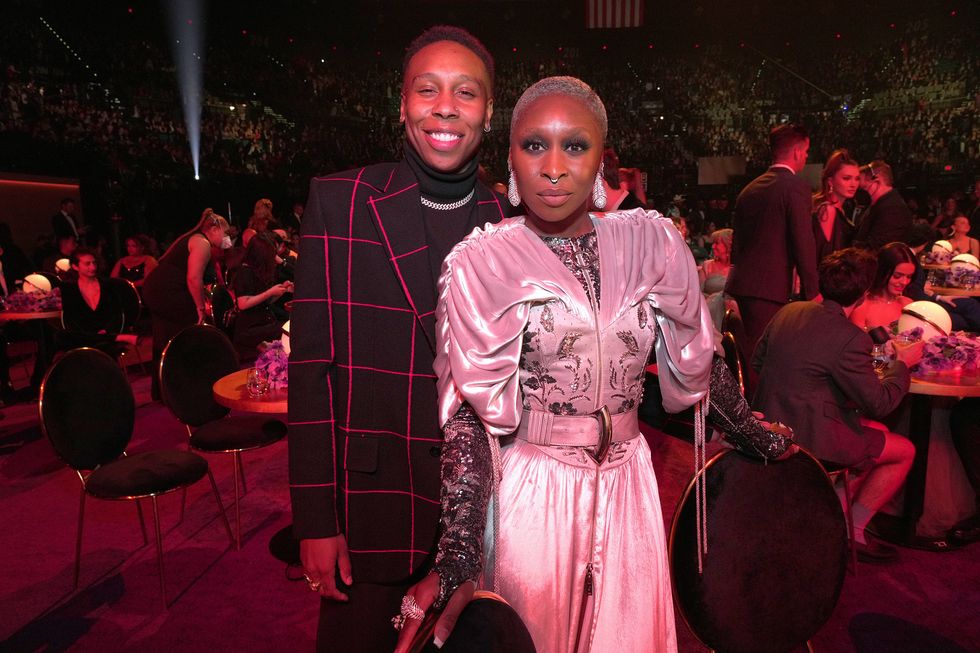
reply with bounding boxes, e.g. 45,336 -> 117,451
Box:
165,0 -> 204,182
835,33 -> 841,39
229,105 -> 235,111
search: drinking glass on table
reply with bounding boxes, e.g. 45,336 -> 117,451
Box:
871,343 -> 889,379
246,367 -> 270,398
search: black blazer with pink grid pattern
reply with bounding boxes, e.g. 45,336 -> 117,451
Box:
288,159 -> 507,583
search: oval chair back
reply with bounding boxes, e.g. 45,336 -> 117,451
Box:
160,324 -> 237,426
720,331 -> 744,396
669,447 -> 848,653
106,277 -> 142,329
39,347 -> 135,471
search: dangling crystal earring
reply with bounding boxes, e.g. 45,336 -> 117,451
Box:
592,162 -> 607,210
507,161 -> 521,207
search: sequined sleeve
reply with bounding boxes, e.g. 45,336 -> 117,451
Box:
707,356 -> 791,460
432,403 -> 493,609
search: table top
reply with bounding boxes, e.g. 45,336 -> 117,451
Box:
0,309 -> 61,321
931,286 -> 980,297
910,372 -> 980,397
212,369 -> 288,413
921,263 -> 951,270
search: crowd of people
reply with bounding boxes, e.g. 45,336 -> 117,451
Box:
2,13 -> 976,204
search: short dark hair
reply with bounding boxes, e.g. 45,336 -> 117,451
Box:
859,160 -> 893,186
769,123 -> 809,160
402,25 -> 495,93
70,246 -> 98,267
906,223 -> 935,248
818,247 -> 877,306
60,198 -> 75,208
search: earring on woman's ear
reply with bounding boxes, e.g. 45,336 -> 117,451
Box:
507,161 -> 521,207
592,162 -> 607,210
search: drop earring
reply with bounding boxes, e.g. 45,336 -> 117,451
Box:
592,162 -> 606,210
507,161 -> 521,207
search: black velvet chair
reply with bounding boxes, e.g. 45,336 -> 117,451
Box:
106,277 -> 147,375
160,324 -> 287,549
410,591 -> 536,653
669,447 -> 848,653
720,330 -> 744,397
39,347 -> 233,607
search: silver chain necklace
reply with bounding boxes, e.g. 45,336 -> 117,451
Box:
419,188 -> 475,211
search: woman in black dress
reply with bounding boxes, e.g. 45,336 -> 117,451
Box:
812,148 -> 859,267
231,232 -> 291,359
143,208 -> 230,396
110,234 -> 158,288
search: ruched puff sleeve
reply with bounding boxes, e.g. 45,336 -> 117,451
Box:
603,208 -> 714,413
434,219 -> 566,436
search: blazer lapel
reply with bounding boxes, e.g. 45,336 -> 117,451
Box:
367,160 -> 439,352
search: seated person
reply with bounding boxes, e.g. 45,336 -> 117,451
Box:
753,248 -> 918,562
110,234 -> 158,288
904,224 -> 980,333
59,248 -> 138,353
231,233 -> 291,359
42,234 -> 78,276
849,242 -> 916,331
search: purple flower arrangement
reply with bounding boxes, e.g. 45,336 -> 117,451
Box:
909,331 -> 980,376
1,288 -> 62,312
943,267 -> 980,289
256,339 -> 288,389
922,250 -> 952,266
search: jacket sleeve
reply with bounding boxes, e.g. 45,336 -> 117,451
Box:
831,330 -> 910,419
288,178 -> 341,539
787,179 -> 819,299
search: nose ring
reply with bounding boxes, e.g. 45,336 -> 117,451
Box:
547,175 -> 561,184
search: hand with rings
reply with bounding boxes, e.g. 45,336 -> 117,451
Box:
392,572 -> 475,653
304,574 -> 322,592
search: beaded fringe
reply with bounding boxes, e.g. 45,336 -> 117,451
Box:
694,390 -> 710,574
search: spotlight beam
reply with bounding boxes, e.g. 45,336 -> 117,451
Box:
165,0 -> 205,181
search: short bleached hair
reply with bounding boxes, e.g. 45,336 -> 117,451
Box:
510,76 -> 608,141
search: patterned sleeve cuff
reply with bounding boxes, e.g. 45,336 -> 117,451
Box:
431,404 -> 492,610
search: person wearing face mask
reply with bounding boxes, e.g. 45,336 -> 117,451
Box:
853,160 -> 913,250
289,26 -> 510,653
395,77 -> 791,653
812,149 -> 859,269
143,208 -> 230,399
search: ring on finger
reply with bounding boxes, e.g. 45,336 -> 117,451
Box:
391,594 -> 425,630
303,573 -> 321,592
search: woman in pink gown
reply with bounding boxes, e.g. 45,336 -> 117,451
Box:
394,77 -> 790,653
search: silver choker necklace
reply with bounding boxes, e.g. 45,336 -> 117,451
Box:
420,188 -> 475,211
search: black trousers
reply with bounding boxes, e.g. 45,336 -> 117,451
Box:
730,294 -> 785,400
951,398 -> 980,504
317,580 -> 411,653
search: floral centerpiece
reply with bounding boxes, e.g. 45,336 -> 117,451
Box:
1,287 -> 62,312
255,339 -> 288,389
939,267 -> 980,289
921,249 -> 952,266
902,330 -> 980,376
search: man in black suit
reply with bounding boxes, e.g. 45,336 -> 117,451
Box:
51,198 -> 85,241
289,26 -> 505,652
853,160 -> 912,250
726,123 -> 819,368
753,248 -> 917,562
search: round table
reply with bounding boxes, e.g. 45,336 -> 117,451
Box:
0,309 -> 62,393
930,286 -> 980,298
877,372 -> 980,548
212,368 -> 287,414
0,309 -> 61,322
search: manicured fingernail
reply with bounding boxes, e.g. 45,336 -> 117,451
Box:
433,636 -> 444,649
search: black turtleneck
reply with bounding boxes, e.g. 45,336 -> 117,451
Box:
404,143 -> 479,201
403,143 -> 483,287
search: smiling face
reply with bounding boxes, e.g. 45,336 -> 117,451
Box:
712,238 -> 730,262
72,253 -> 98,280
831,163 -> 860,200
509,94 -> 603,236
888,262 -> 915,296
400,41 -> 493,173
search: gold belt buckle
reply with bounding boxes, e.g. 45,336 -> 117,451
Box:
585,405 -> 613,464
